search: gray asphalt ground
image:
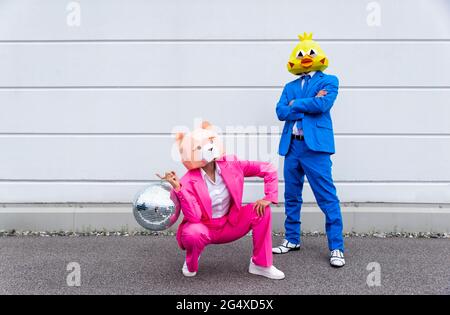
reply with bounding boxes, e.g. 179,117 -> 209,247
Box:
0,235 -> 449,295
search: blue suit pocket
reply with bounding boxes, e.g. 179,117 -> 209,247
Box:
316,121 -> 333,130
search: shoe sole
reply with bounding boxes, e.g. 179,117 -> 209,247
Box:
248,267 -> 285,280
182,270 -> 197,277
330,262 -> 345,268
272,247 -> 300,255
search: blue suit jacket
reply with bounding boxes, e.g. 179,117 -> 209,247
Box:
276,71 -> 339,156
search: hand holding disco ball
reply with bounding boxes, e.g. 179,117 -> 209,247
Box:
132,171 -> 181,231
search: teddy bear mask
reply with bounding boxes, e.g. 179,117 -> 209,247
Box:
287,32 -> 328,75
175,121 -> 225,170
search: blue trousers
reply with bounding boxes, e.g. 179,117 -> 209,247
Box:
283,139 -> 344,251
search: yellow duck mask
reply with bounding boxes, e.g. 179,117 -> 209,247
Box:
287,32 -> 328,75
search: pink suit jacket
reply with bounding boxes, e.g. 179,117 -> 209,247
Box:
172,155 -> 278,249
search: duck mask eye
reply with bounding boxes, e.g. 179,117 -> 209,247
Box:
196,145 -> 202,151
297,50 -> 305,58
309,49 -> 317,57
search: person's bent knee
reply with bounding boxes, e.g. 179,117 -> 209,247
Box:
180,223 -> 210,249
263,205 -> 272,221
249,203 -> 272,222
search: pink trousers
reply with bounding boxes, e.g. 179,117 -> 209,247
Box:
180,203 -> 273,272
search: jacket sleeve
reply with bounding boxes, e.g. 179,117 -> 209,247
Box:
276,84 -> 305,121
172,185 -> 203,223
237,158 -> 278,204
291,76 -> 339,114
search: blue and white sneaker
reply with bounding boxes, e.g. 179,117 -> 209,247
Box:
272,239 -> 301,254
330,249 -> 345,268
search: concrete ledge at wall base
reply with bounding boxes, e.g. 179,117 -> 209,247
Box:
0,203 -> 449,234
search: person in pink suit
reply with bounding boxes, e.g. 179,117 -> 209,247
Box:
158,121 -> 285,279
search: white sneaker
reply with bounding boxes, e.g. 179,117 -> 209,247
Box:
248,258 -> 285,280
182,261 -> 197,277
272,239 -> 300,254
330,249 -> 345,268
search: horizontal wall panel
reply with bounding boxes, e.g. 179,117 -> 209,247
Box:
0,135 -> 449,181
0,0 -> 449,207
0,0 -> 448,40
0,88 -> 449,134
1,182 -> 449,204
1,42 -> 449,87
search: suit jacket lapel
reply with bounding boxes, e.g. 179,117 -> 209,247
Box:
191,169 -> 213,219
304,71 -> 324,97
216,160 -> 241,209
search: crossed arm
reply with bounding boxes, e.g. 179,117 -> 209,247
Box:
276,77 -> 339,121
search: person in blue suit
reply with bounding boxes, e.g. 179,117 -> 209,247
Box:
272,33 -> 345,267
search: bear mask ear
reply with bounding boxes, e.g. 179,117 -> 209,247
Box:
175,132 -> 185,153
201,121 -> 213,130
175,132 -> 185,150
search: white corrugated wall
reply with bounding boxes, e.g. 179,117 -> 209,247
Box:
0,0 -> 449,231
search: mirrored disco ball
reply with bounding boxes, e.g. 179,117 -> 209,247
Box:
132,182 -> 180,231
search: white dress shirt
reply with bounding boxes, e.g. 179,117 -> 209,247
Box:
200,163 -> 231,218
292,71 -> 316,136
